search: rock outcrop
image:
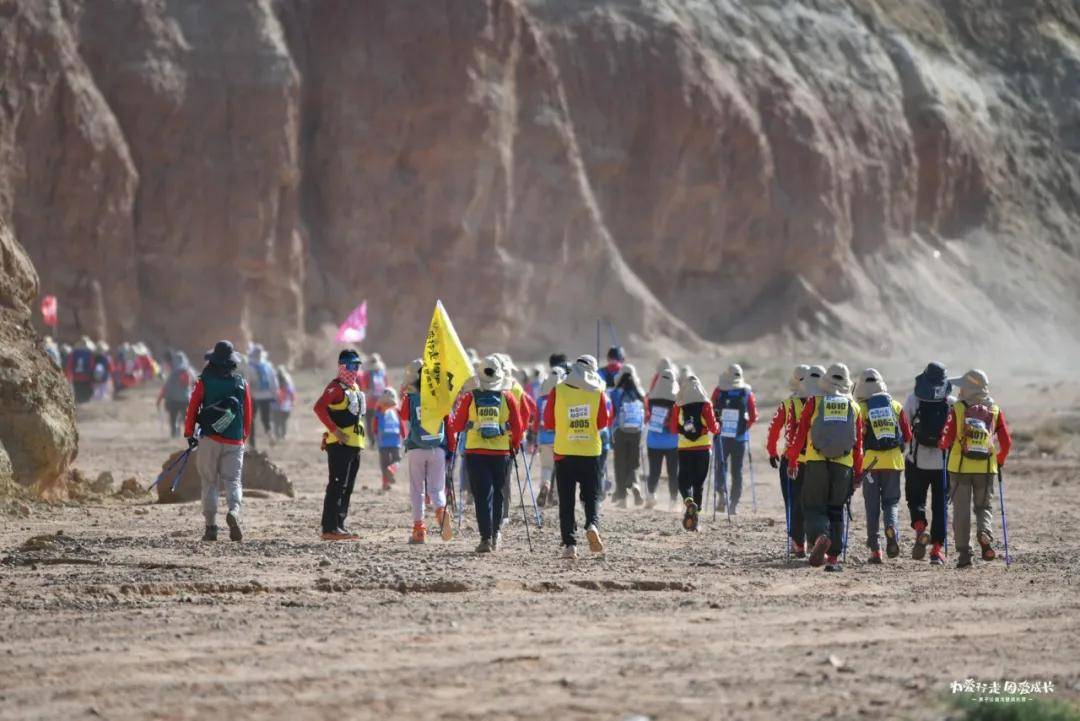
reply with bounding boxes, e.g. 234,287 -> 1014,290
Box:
155,448 -> 294,504
1,0 -> 1078,362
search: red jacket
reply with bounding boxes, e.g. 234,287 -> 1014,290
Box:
157,368 -> 193,403
785,396 -> 865,476
766,398 -> 804,457
541,386 -> 611,460
183,379 -> 253,445
448,390 -> 524,456
937,405 -> 1012,467
313,380 -> 365,435
666,401 -> 720,449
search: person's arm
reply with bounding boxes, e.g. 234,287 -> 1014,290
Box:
371,411 -> 381,437
667,404 -> 680,434
747,392 -> 758,425
157,382 -> 166,404
401,412 -> 409,439
506,393 -> 524,449
183,379 -> 205,438
597,392 -> 611,429
242,384 -> 253,440
786,398 -> 815,467
710,387 -> 721,408
937,407 -> 957,451
766,402 -> 786,457
996,409 -> 1012,466
703,402 -> 720,435
852,414 -> 864,478
398,395 -> 411,437
522,391 -> 537,428
448,392 -> 472,437
313,382 -> 344,434
542,389 -> 556,431
899,409 -> 913,445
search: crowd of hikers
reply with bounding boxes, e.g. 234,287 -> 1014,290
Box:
136,335 -> 1014,571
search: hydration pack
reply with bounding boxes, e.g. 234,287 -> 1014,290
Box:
617,398 -> 645,432
473,390 -> 505,439
912,399 -> 950,448
810,395 -> 857,459
960,403 -> 994,461
679,402 -> 706,441
253,362 -> 273,392
717,388 -> 748,439
163,367 -> 192,403
863,393 -> 900,452
198,396 -> 241,435
70,349 -> 94,383
379,408 -> 402,447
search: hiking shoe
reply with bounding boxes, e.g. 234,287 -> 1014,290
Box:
337,526 -> 360,540
885,526 -> 900,558
868,550 -> 883,565
321,531 -> 351,541
793,542 -> 806,559
202,525 -> 218,542
537,485 -> 549,507
562,545 -> 577,560
808,535 -> 830,567
475,538 -> 492,554
408,521 -> 426,545
682,498 -> 698,531
632,488 -> 644,506
226,511 -> 243,542
929,543 -> 945,566
436,507 -> 453,541
645,491 -> 656,509
824,556 -> 843,572
978,531 -> 996,561
586,524 -> 604,554
491,531 -> 502,552
957,550 -> 973,568
912,521 -> 930,560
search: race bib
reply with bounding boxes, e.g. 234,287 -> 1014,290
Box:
477,405 -> 501,432
963,420 -> 990,456
720,408 -> 740,438
568,404 -> 592,440
867,406 -> 896,439
648,406 -> 669,433
822,396 -> 848,423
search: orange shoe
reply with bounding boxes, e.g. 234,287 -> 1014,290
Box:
321,531 -> 351,541
408,521 -> 426,545
435,507 -> 453,541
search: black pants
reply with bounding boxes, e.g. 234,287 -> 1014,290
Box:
646,447 -> 679,499
322,444 -> 361,533
251,399 -> 274,448
73,381 -> 94,404
556,455 -> 601,547
677,449 -> 710,508
802,460 -> 853,558
164,400 -> 187,438
778,457 -> 806,546
905,460 -> 948,545
612,430 -> 642,498
467,454 -> 508,541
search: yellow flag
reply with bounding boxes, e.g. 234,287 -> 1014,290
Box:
419,300 -> 473,434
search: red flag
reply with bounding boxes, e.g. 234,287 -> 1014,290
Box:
40,295 -> 58,328
335,300 -> 367,344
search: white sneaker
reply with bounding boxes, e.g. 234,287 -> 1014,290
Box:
586,524 -> 604,554
562,545 -> 577,559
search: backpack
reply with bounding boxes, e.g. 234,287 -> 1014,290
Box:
472,390 -> 506,439
912,399 -> 950,448
379,408 -> 402,447
810,395 -> 857,459
717,389 -> 748,439
198,395 -> 241,435
679,402 -> 706,441
71,349 -> 94,383
163,367 -> 192,403
92,356 -> 110,383
863,394 -> 900,452
254,362 -> 272,392
960,403 -> 994,461
616,397 -> 645,432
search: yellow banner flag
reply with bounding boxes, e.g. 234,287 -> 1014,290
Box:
420,300 -> 474,434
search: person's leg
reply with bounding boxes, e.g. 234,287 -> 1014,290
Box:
677,451 -> 693,501
666,448 -> 680,502
467,454 -> 493,541
972,473 -> 995,542
492,456 -> 508,537
613,431 -> 630,499
260,400 -> 273,434
725,438 -> 746,511
407,449 -> 426,523
779,455 -> 790,525
801,461 -> 829,545
825,462 -> 853,559
577,456 -> 601,531
337,448 -> 360,530
196,440 -> 221,528
863,471 -> 882,552
951,474 -> 974,557
928,466 -> 948,546
905,459 -> 929,531
714,438 -> 728,505
880,469 -> 902,542
426,447 -> 447,511
791,466 -> 806,547
555,458 -> 577,547
646,447 -> 661,495
220,442 -> 244,521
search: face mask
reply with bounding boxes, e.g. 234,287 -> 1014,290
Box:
338,365 -> 359,387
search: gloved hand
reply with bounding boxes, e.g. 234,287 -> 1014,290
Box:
187,436 -> 199,450
787,461 -> 799,479
769,455 -> 780,469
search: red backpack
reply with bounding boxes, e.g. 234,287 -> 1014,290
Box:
960,403 -> 994,461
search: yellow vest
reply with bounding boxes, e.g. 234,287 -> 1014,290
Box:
785,397 -> 806,454
326,382 -> 366,449
465,390 -> 512,452
947,401 -> 1000,474
858,398 -> 905,471
801,396 -> 855,468
553,384 -> 603,457
676,404 -> 712,450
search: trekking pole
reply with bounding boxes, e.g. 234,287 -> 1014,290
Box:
784,467 -> 793,559
519,447 -> 543,528
444,457 -> 457,540
941,451 -> 949,554
718,437 -> 731,522
997,466 -> 1011,567
454,433 -> 466,528
147,447 -> 193,494
707,440 -> 715,522
842,499 -> 853,563
511,454 -> 534,552
748,444 -> 758,513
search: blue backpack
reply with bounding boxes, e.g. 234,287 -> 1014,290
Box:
616,397 -> 645,432
472,390 -> 506,439
379,408 -> 402,448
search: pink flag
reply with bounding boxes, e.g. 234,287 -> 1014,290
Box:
335,301 -> 367,344
40,294 -> 58,327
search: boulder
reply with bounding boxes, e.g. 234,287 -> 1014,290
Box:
155,448 -> 295,504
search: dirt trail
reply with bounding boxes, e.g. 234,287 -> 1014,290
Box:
2,373 -> 1079,720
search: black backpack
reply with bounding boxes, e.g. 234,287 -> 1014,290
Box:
679,402 -> 706,441
912,399 -> 949,448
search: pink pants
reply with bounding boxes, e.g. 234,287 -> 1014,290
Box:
407,447 -> 447,522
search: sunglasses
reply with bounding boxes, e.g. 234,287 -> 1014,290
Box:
342,361 -> 361,371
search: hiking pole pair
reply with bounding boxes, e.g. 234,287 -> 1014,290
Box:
784,463 -> 794,559
510,453 -> 534,552
998,466 -> 1012,567
518,447 -> 543,528
941,451 -> 950,554
147,447 -> 194,494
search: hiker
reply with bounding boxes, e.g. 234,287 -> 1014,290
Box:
525,365 -> 546,402
362,352 -> 388,438
610,363 -> 646,507
937,369 -> 1012,568
542,355 -> 609,558
158,351 -> 194,438
670,374 -> 719,531
112,342 -> 140,394
313,349 -> 367,541
645,367 -> 680,509
786,363 -> 864,571
272,365 -> 296,440
448,356 -> 524,553
600,346 -> 625,388
66,336 -> 96,404
767,364 -> 811,556
533,366 -> 565,507
133,342 -> 159,382
373,387 -> 405,495
648,357 -> 675,394
903,362 -> 953,565
246,344 -> 279,449
855,369 -> 913,564
711,364 -> 759,515
92,341 -> 113,401
184,340 -> 252,542
400,362 -> 454,544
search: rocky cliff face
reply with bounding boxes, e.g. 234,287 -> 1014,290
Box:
2,0 -> 1078,363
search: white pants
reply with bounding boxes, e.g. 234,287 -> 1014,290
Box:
195,438 -> 244,526
407,447 -> 446,522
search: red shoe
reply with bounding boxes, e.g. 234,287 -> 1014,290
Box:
793,543 -> 806,558
408,521 -> 426,545
868,550 -> 883,565
929,543 -> 945,565
912,520 -> 930,560
321,531 -> 351,541
824,555 -> 843,572
808,535 -> 830,567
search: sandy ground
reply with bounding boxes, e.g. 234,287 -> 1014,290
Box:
3,365 -> 1080,721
